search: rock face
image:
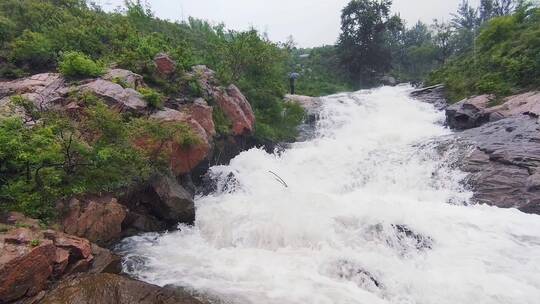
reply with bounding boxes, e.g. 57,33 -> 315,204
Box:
154,53 -> 176,76
445,94 -> 493,130
57,196 -> 127,246
457,116 -> 540,214
39,274 -> 208,304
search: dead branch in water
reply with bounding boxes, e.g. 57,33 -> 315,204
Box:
268,171 -> 288,188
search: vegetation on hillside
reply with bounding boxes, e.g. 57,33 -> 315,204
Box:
0,96 -> 197,220
0,0 -> 302,142
428,2 -> 540,102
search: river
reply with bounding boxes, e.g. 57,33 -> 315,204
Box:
118,86 -> 540,304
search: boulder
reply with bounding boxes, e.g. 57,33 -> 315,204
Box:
457,116 -> 540,214
149,108 -> 211,175
57,196 -> 127,246
445,94 -> 493,130
77,79 -> 147,113
444,92 -> 540,130
0,235 -> 56,302
39,273 -> 209,304
214,85 -> 255,136
410,84 -> 448,110
191,65 -> 255,136
103,69 -> 145,89
381,75 -> 397,86
181,98 -> 216,138
149,174 -> 195,224
89,244 -> 122,275
154,53 -> 176,76
121,174 -> 195,233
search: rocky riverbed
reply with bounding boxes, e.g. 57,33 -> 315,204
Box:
412,85 -> 540,215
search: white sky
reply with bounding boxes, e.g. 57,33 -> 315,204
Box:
97,0 -> 480,47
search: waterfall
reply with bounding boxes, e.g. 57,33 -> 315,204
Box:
118,86 -> 540,304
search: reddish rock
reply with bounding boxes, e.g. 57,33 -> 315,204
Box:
43,230 -> 93,260
489,91 -> 540,118
77,79 -> 147,112
215,85 -> 255,135
39,274 -> 209,304
103,69 -> 145,89
58,196 -> 127,246
182,98 -> 216,137
53,248 -> 70,277
0,236 -> 56,302
147,108 -> 211,175
154,53 -> 176,76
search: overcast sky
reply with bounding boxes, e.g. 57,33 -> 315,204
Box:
98,0 -> 480,47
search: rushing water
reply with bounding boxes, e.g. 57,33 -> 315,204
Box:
119,86 -> 540,304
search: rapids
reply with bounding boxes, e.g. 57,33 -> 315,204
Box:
118,86 -> 540,304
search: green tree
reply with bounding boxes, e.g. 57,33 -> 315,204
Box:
337,0 -> 398,86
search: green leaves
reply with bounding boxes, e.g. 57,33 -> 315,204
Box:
59,51 -> 105,78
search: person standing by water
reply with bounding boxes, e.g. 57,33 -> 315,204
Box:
289,72 -> 300,94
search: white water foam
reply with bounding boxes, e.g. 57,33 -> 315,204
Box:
119,86 -> 540,304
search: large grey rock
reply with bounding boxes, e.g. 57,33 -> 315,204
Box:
121,174 -> 195,235
77,79 -> 147,112
445,95 -> 493,130
39,274 -> 209,304
457,116 -> 540,214
103,69 -> 145,89
149,174 -> 195,224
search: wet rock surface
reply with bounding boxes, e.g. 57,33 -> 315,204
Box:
38,273 -> 209,304
458,116 -> 540,214
413,86 -> 540,214
410,84 -> 448,111
445,94 -> 493,130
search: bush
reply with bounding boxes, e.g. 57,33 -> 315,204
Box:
138,87 -> 164,109
10,31 -> 55,67
58,51 -> 104,78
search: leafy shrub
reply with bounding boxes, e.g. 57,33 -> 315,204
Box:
59,51 -> 104,78
138,87 -> 164,109
213,107 -> 232,135
0,101 -> 151,221
10,31 -> 55,67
